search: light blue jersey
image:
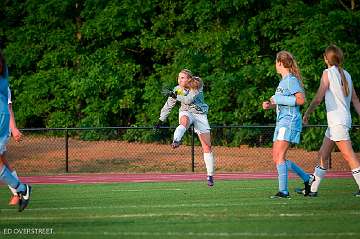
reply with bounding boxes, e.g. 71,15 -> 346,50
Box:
0,66 -> 9,114
275,74 -> 304,132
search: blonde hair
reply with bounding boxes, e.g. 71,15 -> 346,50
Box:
180,69 -> 202,90
276,51 -> 303,86
324,45 -> 349,96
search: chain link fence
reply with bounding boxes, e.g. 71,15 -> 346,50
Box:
6,125 -> 360,176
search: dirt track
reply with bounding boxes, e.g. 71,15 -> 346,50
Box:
6,136 -> 353,175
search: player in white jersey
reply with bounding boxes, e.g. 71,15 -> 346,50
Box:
156,69 -> 215,186
299,45 -> 360,197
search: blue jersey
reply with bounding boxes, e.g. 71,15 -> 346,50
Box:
0,66 -> 9,114
275,74 -> 304,132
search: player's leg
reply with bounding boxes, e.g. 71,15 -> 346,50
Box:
309,134 -> 334,196
194,114 -> 214,186
335,139 -> 360,196
282,128 -> 314,195
271,139 -> 291,198
0,115 -> 31,211
1,154 -> 20,205
285,159 -> 315,195
198,132 -> 215,186
0,158 -> 31,211
271,127 -> 296,198
172,112 -> 192,148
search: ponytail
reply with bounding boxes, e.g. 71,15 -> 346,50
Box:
276,51 -> 303,87
289,61 -> 303,87
324,45 -> 349,97
187,76 -> 203,90
338,66 -> 350,96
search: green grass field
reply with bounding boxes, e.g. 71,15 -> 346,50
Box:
1,178 -> 360,239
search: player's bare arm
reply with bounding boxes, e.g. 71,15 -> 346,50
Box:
303,71 -> 329,123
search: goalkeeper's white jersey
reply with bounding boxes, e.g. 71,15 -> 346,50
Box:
159,85 -> 209,122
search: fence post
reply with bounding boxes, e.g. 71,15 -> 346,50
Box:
65,129 -> 69,173
191,125 -> 195,172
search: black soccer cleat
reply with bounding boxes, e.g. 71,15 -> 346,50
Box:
18,184 -> 32,212
207,176 -> 214,187
304,174 -> 315,196
308,191 -> 318,197
295,188 -> 318,197
270,191 -> 291,199
354,190 -> 360,197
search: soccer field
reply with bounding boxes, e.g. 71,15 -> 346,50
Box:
1,179 -> 360,239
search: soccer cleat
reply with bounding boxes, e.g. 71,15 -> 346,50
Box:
308,191 -> 318,197
9,195 -> 20,206
295,187 -> 305,195
270,192 -> 291,199
18,184 -> 32,212
207,176 -> 214,187
304,174 -> 315,196
171,141 -> 180,149
354,191 -> 360,197
294,188 -> 318,197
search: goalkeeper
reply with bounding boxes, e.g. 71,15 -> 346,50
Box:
155,69 -> 215,187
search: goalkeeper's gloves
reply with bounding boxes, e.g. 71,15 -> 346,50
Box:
161,88 -> 177,99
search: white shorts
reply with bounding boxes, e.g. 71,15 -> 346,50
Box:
179,111 -> 210,134
325,125 -> 350,141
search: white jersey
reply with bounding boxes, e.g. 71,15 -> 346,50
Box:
325,66 -> 352,128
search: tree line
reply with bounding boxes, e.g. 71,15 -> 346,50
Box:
1,0 -> 359,149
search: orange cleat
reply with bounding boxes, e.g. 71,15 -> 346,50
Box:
9,195 -> 20,206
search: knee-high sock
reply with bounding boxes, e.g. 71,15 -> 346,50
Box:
311,166 -> 327,192
203,152 -> 215,176
286,159 -> 310,182
0,165 -> 25,192
352,167 -> 360,190
8,170 -> 19,196
173,125 -> 187,142
277,162 -> 288,194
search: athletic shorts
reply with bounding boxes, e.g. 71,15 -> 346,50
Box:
273,126 -> 301,144
325,125 -> 350,141
179,111 -> 210,134
0,113 -> 10,155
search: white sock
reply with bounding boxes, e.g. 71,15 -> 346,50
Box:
8,170 -> 18,196
173,125 -> 187,142
351,167 -> 360,189
311,166 -> 327,193
204,152 -> 215,176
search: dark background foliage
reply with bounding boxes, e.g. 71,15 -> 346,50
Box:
1,0 -> 359,149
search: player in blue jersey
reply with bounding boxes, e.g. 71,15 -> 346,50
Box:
156,69 -> 215,186
2,87 -> 24,206
0,50 -> 31,211
263,51 -> 314,198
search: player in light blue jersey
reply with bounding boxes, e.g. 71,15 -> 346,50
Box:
156,69 -> 215,186
0,50 -> 31,211
263,51 -> 314,198
298,45 -> 360,197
